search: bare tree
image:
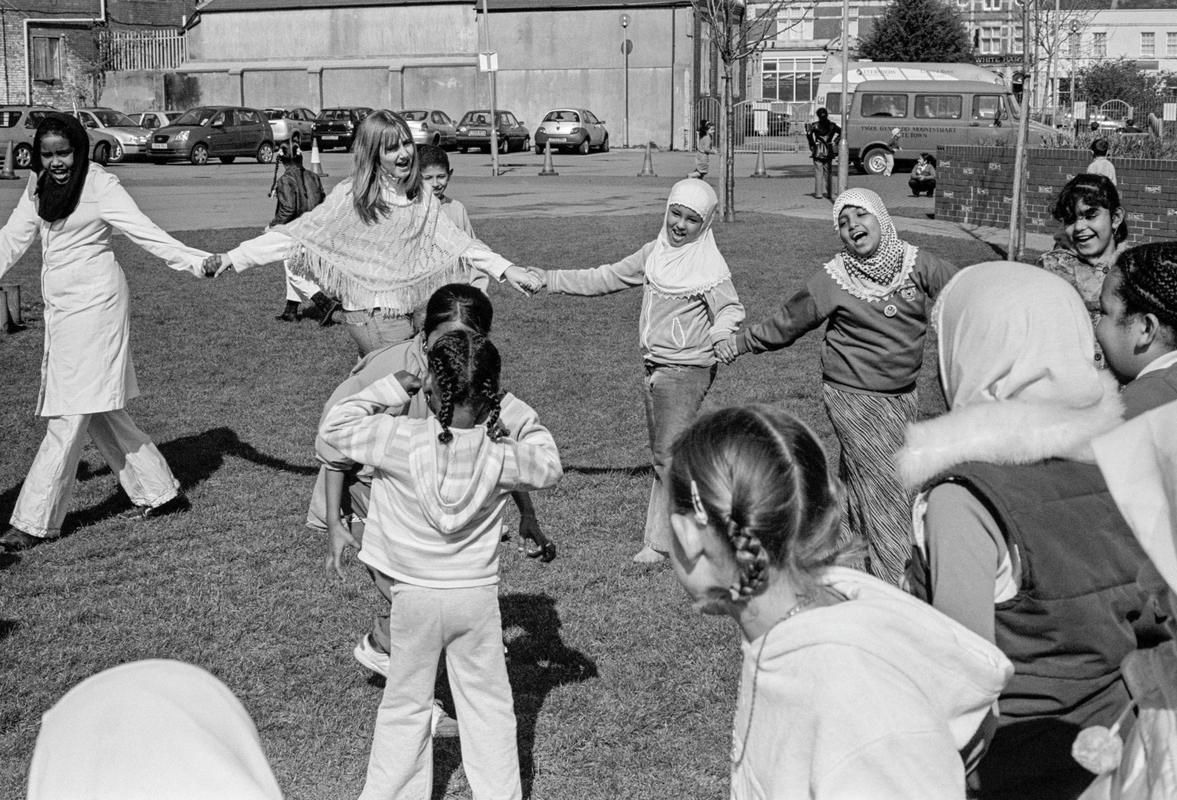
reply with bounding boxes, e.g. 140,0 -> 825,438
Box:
1030,0 -> 1099,122
693,0 -> 817,222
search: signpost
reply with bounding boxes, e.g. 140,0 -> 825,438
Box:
480,0 -> 499,176
621,14 -> 630,149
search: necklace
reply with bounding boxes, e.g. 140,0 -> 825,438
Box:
730,596 -> 812,767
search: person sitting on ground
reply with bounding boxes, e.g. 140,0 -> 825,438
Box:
908,153 -> 937,197
1086,138 -> 1117,186
1096,242 -> 1177,420
895,261 -> 1161,800
666,405 -> 1011,799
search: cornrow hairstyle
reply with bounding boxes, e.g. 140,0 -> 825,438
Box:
1052,173 -> 1129,245
422,283 -> 493,338
417,143 -> 450,173
426,330 -> 503,444
668,406 -> 843,601
1115,242 -> 1177,345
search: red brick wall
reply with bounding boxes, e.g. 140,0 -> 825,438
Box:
935,145 -> 1177,245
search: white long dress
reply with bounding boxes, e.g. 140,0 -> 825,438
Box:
0,165 -> 208,416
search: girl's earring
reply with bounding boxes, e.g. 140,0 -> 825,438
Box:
689,480 -> 708,527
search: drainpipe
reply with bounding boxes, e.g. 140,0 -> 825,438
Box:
23,0 -> 108,104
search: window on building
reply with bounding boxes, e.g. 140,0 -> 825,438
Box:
759,57 -> 821,102
31,36 -> 62,82
915,94 -> 963,119
1092,31 -> 1106,58
1141,32 -> 1155,58
982,0 -> 1001,10
980,25 -> 1003,55
775,5 -> 814,41
861,93 -> 908,117
1168,31 -> 1177,57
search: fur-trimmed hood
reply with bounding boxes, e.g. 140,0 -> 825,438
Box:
895,370 -> 1125,490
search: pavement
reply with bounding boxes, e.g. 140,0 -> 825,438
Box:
0,146 -> 1053,255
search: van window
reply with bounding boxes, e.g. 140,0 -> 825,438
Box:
972,95 -> 1007,123
824,93 -> 846,116
861,94 -> 908,118
915,94 -> 963,119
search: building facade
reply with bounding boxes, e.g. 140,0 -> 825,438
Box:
0,0 -> 192,107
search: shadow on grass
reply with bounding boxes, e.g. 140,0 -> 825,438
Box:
0,619 -> 18,640
564,464 -> 652,477
0,426 -> 317,541
428,592 -> 598,800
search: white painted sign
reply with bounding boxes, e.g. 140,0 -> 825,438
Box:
1073,101 -> 1087,120
478,52 -> 499,73
1164,103 -> 1177,122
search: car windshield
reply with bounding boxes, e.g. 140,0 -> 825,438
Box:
400,111 -> 427,121
174,108 -> 216,126
92,109 -> 137,126
318,109 -> 353,120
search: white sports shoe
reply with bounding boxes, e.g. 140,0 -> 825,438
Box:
352,634 -> 390,676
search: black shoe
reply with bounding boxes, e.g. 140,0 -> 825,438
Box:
118,495 -> 190,521
309,292 -> 341,327
318,299 -> 341,328
0,528 -> 47,553
276,300 -> 300,322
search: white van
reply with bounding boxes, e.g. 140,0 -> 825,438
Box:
836,79 -> 1054,174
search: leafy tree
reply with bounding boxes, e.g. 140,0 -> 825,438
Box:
858,0 -> 974,63
1078,58 -> 1176,118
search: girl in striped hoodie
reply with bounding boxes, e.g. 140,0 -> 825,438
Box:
320,329 -> 562,800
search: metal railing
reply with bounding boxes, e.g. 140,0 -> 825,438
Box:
105,29 -> 187,71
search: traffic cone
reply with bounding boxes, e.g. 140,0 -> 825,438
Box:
0,141 -> 18,180
538,141 -> 558,177
637,142 -> 656,177
309,138 -> 327,177
751,144 -> 768,178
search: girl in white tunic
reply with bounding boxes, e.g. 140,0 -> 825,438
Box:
0,113 -> 211,552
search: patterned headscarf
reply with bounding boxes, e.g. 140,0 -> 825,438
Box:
644,178 -> 732,299
831,188 -> 907,286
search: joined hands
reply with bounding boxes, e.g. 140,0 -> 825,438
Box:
201,253 -> 233,278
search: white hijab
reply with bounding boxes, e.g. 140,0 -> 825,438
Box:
644,178 -> 732,299
28,660 -> 284,800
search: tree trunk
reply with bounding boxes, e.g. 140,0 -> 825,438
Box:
720,63 -> 735,223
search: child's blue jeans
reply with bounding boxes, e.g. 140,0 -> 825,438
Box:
641,362 -> 716,553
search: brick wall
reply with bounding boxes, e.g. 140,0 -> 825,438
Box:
936,145 -> 1177,245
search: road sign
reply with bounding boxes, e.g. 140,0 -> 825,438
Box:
621,39 -> 633,55
478,52 -> 498,73
1074,101 -> 1087,119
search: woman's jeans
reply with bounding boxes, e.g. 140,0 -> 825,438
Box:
340,309 -> 415,357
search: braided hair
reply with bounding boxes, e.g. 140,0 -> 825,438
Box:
668,406 -> 843,601
426,330 -> 505,444
1115,241 -> 1177,346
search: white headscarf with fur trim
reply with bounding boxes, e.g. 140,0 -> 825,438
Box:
895,261 -> 1123,488
644,178 -> 731,298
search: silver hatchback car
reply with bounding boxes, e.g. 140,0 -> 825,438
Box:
399,109 -> 457,149
534,108 -> 609,155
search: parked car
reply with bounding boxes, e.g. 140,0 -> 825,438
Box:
132,110 -> 182,131
312,107 -> 373,151
0,106 -> 118,168
74,107 -> 150,162
145,106 -> 275,165
741,102 -> 791,136
456,109 -> 529,154
398,109 -> 458,149
533,108 -> 608,155
265,107 -> 316,145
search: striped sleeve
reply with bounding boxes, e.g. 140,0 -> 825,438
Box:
497,394 -> 563,492
318,375 -> 413,471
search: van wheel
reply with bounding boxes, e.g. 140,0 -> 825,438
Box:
861,147 -> 888,176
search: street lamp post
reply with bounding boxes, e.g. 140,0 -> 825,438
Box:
621,14 -> 631,149
481,0 -> 499,176
837,0 -> 850,194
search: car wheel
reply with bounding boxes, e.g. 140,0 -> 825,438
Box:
190,143 -> 210,166
110,142 -> 125,163
431,134 -> 441,147
601,134 -> 610,153
522,136 -> 530,153
860,147 -> 888,176
497,136 -> 508,155
256,141 -> 275,164
13,143 -> 32,169
577,137 -> 590,155
93,142 -> 110,166
219,156 -> 237,164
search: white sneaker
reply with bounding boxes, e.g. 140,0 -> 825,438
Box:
353,634 -> 390,676
431,700 -> 459,738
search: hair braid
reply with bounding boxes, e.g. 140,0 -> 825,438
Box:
426,329 -> 502,444
1117,242 -> 1177,334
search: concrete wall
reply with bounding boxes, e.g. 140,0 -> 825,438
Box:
169,2 -> 693,149
936,144 -> 1177,244
100,69 -> 164,111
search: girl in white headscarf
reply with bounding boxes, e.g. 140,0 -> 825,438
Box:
527,178 -> 745,562
895,261 -> 1156,800
716,188 -> 960,585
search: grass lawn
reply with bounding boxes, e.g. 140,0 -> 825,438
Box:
0,213 -> 998,799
